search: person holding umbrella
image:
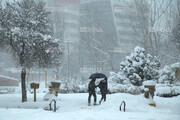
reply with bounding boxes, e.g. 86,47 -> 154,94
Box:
88,78 -> 97,106
88,73 -> 107,106
97,77 -> 108,105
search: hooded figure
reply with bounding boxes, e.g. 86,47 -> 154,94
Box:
98,77 -> 108,105
88,78 -> 97,106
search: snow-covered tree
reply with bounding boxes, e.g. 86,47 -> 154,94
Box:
143,54 -> 160,81
158,66 -> 176,85
120,46 -> 160,86
0,0 -> 64,102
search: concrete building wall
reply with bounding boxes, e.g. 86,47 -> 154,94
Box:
45,0 -> 80,51
111,0 -> 138,53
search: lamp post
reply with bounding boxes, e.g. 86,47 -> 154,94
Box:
65,41 -> 74,83
67,41 -> 70,83
45,70 -> 47,88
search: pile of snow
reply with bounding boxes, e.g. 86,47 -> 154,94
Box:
0,86 -> 20,94
30,81 -> 40,84
148,93 -> 155,104
108,83 -> 142,94
144,88 -> 149,92
156,87 -> 171,95
171,62 -> 180,69
43,91 -> 59,101
156,86 -> 180,97
49,79 -> 61,83
143,80 -> 156,86
155,83 -> 180,97
171,86 -> 180,95
0,89 -> 8,94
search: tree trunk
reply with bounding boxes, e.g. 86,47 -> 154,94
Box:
21,67 -> 27,102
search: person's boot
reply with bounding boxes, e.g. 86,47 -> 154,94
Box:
99,98 -> 103,105
88,103 -> 91,106
104,97 -> 106,102
94,102 -> 98,106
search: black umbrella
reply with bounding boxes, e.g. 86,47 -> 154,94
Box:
89,73 -> 107,79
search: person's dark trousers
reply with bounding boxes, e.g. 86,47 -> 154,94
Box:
99,90 -> 106,104
88,91 -> 97,105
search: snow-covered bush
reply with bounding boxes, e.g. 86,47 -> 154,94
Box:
108,72 -> 142,94
156,87 -> 171,97
59,80 -> 88,93
120,46 -> 160,86
154,66 -> 179,97
109,71 -> 129,84
108,82 -> 143,94
158,66 -> 176,84
156,86 -> 180,97
171,86 -> 180,96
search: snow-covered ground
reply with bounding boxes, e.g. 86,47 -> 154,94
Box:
0,93 -> 180,120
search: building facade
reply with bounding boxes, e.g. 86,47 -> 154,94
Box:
111,0 -> 138,54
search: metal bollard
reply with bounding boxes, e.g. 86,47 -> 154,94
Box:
49,99 -> 56,112
120,101 -> 126,112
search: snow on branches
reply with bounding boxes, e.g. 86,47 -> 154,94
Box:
0,0 -> 64,69
119,46 -> 160,86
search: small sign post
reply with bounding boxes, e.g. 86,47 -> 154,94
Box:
31,83 -> 39,102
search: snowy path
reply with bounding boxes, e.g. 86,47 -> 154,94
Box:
0,93 -> 180,120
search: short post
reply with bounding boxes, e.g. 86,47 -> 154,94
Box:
120,101 -> 126,112
34,88 -> 36,102
51,82 -> 60,97
143,81 -> 156,99
31,83 -> 39,102
54,100 -> 56,112
45,71 -> 47,88
49,99 -> 56,112
143,81 -> 156,107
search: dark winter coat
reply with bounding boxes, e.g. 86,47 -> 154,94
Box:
98,80 -> 108,93
88,79 -> 96,92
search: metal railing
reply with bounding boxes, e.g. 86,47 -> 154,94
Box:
120,101 -> 126,112
49,99 -> 56,112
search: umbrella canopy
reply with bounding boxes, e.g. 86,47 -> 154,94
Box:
89,73 -> 107,79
